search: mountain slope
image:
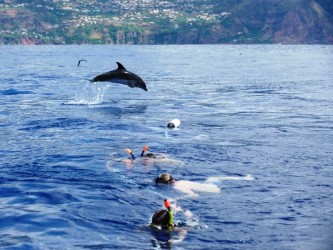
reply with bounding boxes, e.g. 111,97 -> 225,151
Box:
0,0 -> 332,44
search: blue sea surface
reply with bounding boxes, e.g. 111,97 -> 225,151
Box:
0,45 -> 332,250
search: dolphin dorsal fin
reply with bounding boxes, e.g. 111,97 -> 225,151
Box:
116,62 -> 126,70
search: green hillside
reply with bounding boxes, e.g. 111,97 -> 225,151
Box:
0,0 -> 332,44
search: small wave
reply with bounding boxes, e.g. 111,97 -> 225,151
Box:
0,88 -> 34,95
20,117 -> 90,131
0,234 -> 33,248
64,80 -> 110,105
23,191 -> 79,205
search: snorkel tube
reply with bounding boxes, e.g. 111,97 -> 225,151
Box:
141,145 -> 156,158
125,148 -> 135,160
141,145 -> 149,157
164,199 -> 174,230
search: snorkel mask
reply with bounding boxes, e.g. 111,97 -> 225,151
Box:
155,173 -> 175,184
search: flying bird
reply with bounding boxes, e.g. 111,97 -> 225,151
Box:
77,59 -> 87,66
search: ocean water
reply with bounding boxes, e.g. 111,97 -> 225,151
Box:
0,45 -> 332,250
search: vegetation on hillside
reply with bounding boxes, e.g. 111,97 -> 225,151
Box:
0,0 -> 332,44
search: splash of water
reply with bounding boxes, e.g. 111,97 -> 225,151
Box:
65,80 -> 111,105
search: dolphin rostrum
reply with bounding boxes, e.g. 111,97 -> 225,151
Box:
91,62 -> 147,91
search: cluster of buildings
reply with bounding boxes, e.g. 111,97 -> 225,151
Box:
65,0 -> 230,28
0,0 -> 231,43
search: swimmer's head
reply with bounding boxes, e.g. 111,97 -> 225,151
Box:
145,153 -> 156,158
151,209 -> 170,229
155,173 -> 175,184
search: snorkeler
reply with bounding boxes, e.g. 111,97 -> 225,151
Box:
155,173 -> 254,197
150,199 -> 189,246
123,146 -> 184,166
151,199 -> 175,230
155,173 -> 220,197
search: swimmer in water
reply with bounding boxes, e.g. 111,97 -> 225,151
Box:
110,147 -> 158,169
151,199 -> 175,230
150,199 -> 189,245
155,173 -> 254,197
124,146 -> 184,166
141,146 -> 184,166
155,173 -> 220,197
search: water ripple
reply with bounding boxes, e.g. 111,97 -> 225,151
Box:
0,45 -> 332,250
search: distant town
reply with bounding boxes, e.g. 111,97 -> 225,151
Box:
0,0 -> 332,44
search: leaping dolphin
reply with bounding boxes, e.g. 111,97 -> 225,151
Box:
91,62 -> 147,91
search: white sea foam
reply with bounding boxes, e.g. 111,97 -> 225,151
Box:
173,180 -> 221,197
206,174 -> 254,183
172,175 -> 254,197
65,80 -> 110,105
